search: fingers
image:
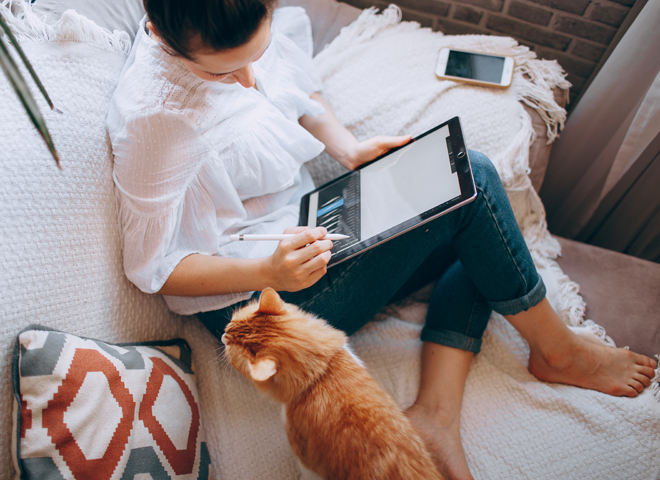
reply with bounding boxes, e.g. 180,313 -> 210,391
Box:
283,226 -> 311,235
298,240 -> 333,263
350,134 -> 412,169
390,134 -> 412,147
306,263 -> 329,287
272,227 -> 333,291
305,251 -> 332,281
303,249 -> 332,271
367,134 -> 411,150
283,249 -> 332,291
286,227 -> 328,250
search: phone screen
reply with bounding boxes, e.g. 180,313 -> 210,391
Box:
445,51 -> 505,83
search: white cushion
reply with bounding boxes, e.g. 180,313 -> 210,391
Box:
0,4 -> 187,476
31,0 -> 145,40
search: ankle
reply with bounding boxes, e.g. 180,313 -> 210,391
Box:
408,400 -> 461,427
529,344 -> 570,368
529,333 -> 604,374
528,325 -> 584,362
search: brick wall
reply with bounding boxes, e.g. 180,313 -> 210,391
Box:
340,0 -> 638,104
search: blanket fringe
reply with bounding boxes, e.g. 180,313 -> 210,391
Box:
515,58 -> 571,143
320,4 -> 570,146
535,251 -> 588,327
523,193 -> 608,336
464,49 -> 569,188
316,5 -> 403,59
568,320 -> 616,347
491,108 -> 534,190
652,355 -> 660,402
316,5 -> 435,67
1,0 -> 131,54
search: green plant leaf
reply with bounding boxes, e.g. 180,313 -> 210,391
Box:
0,15 -> 60,167
0,12 -> 57,111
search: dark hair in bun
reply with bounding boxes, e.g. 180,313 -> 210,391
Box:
144,0 -> 277,59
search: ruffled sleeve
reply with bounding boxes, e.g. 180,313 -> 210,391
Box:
111,107 -> 244,294
255,7 -> 325,121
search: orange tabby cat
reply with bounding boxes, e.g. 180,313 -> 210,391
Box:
222,288 -> 444,480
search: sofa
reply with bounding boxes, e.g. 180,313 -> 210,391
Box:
284,0 -> 660,360
2,0 -> 659,478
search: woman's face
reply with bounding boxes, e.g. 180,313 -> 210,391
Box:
149,18 -> 272,87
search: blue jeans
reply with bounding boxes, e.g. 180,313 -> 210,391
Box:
198,151 -> 546,354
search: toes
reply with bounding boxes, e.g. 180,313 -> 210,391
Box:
607,383 -> 634,396
629,379 -> 645,394
632,353 -> 657,368
633,373 -> 652,388
636,365 -> 657,379
624,385 -> 640,397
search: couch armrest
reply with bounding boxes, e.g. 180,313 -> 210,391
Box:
278,0 -> 361,56
525,86 -> 569,193
555,236 -> 660,357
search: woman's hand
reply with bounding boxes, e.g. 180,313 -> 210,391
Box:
299,93 -> 412,170
345,135 -> 412,170
263,226 -> 333,292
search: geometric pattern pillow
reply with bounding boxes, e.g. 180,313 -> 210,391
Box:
12,326 -> 210,479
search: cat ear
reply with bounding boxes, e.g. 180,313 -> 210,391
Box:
249,358 -> 277,382
257,287 -> 285,315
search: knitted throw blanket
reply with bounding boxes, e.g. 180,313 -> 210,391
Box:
310,6 -> 586,332
1,2 -> 658,479
304,6 -> 660,479
308,6 -> 647,343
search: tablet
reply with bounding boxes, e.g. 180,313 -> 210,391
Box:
299,116 -> 476,266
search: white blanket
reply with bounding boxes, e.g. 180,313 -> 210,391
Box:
305,7 -> 660,478
175,8 -> 660,479
1,3 -> 658,479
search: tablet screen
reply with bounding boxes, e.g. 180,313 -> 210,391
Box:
359,124 -> 461,239
301,117 -> 474,265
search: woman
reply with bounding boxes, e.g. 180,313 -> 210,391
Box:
106,0 -> 657,478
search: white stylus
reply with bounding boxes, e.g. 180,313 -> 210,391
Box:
229,233 -> 350,241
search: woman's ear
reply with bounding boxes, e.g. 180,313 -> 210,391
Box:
145,21 -> 165,43
257,287 -> 285,315
144,20 -> 160,37
249,358 -> 277,381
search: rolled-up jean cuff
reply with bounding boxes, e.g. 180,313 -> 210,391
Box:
420,327 -> 483,354
488,276 -> 547,316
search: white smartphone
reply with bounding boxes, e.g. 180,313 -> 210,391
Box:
435,48 -> 514,88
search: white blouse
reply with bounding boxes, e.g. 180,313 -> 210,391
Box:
106,7 -> 326,315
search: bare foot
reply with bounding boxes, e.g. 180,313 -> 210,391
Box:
405,403 -> 474,480
528,334 -> 658,397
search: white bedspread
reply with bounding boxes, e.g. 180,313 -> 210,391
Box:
310,6 -> 660,478
1,3 -> 658,479
187,8 -> 660,479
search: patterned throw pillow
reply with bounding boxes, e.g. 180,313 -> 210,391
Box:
12,326 -> 211,479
